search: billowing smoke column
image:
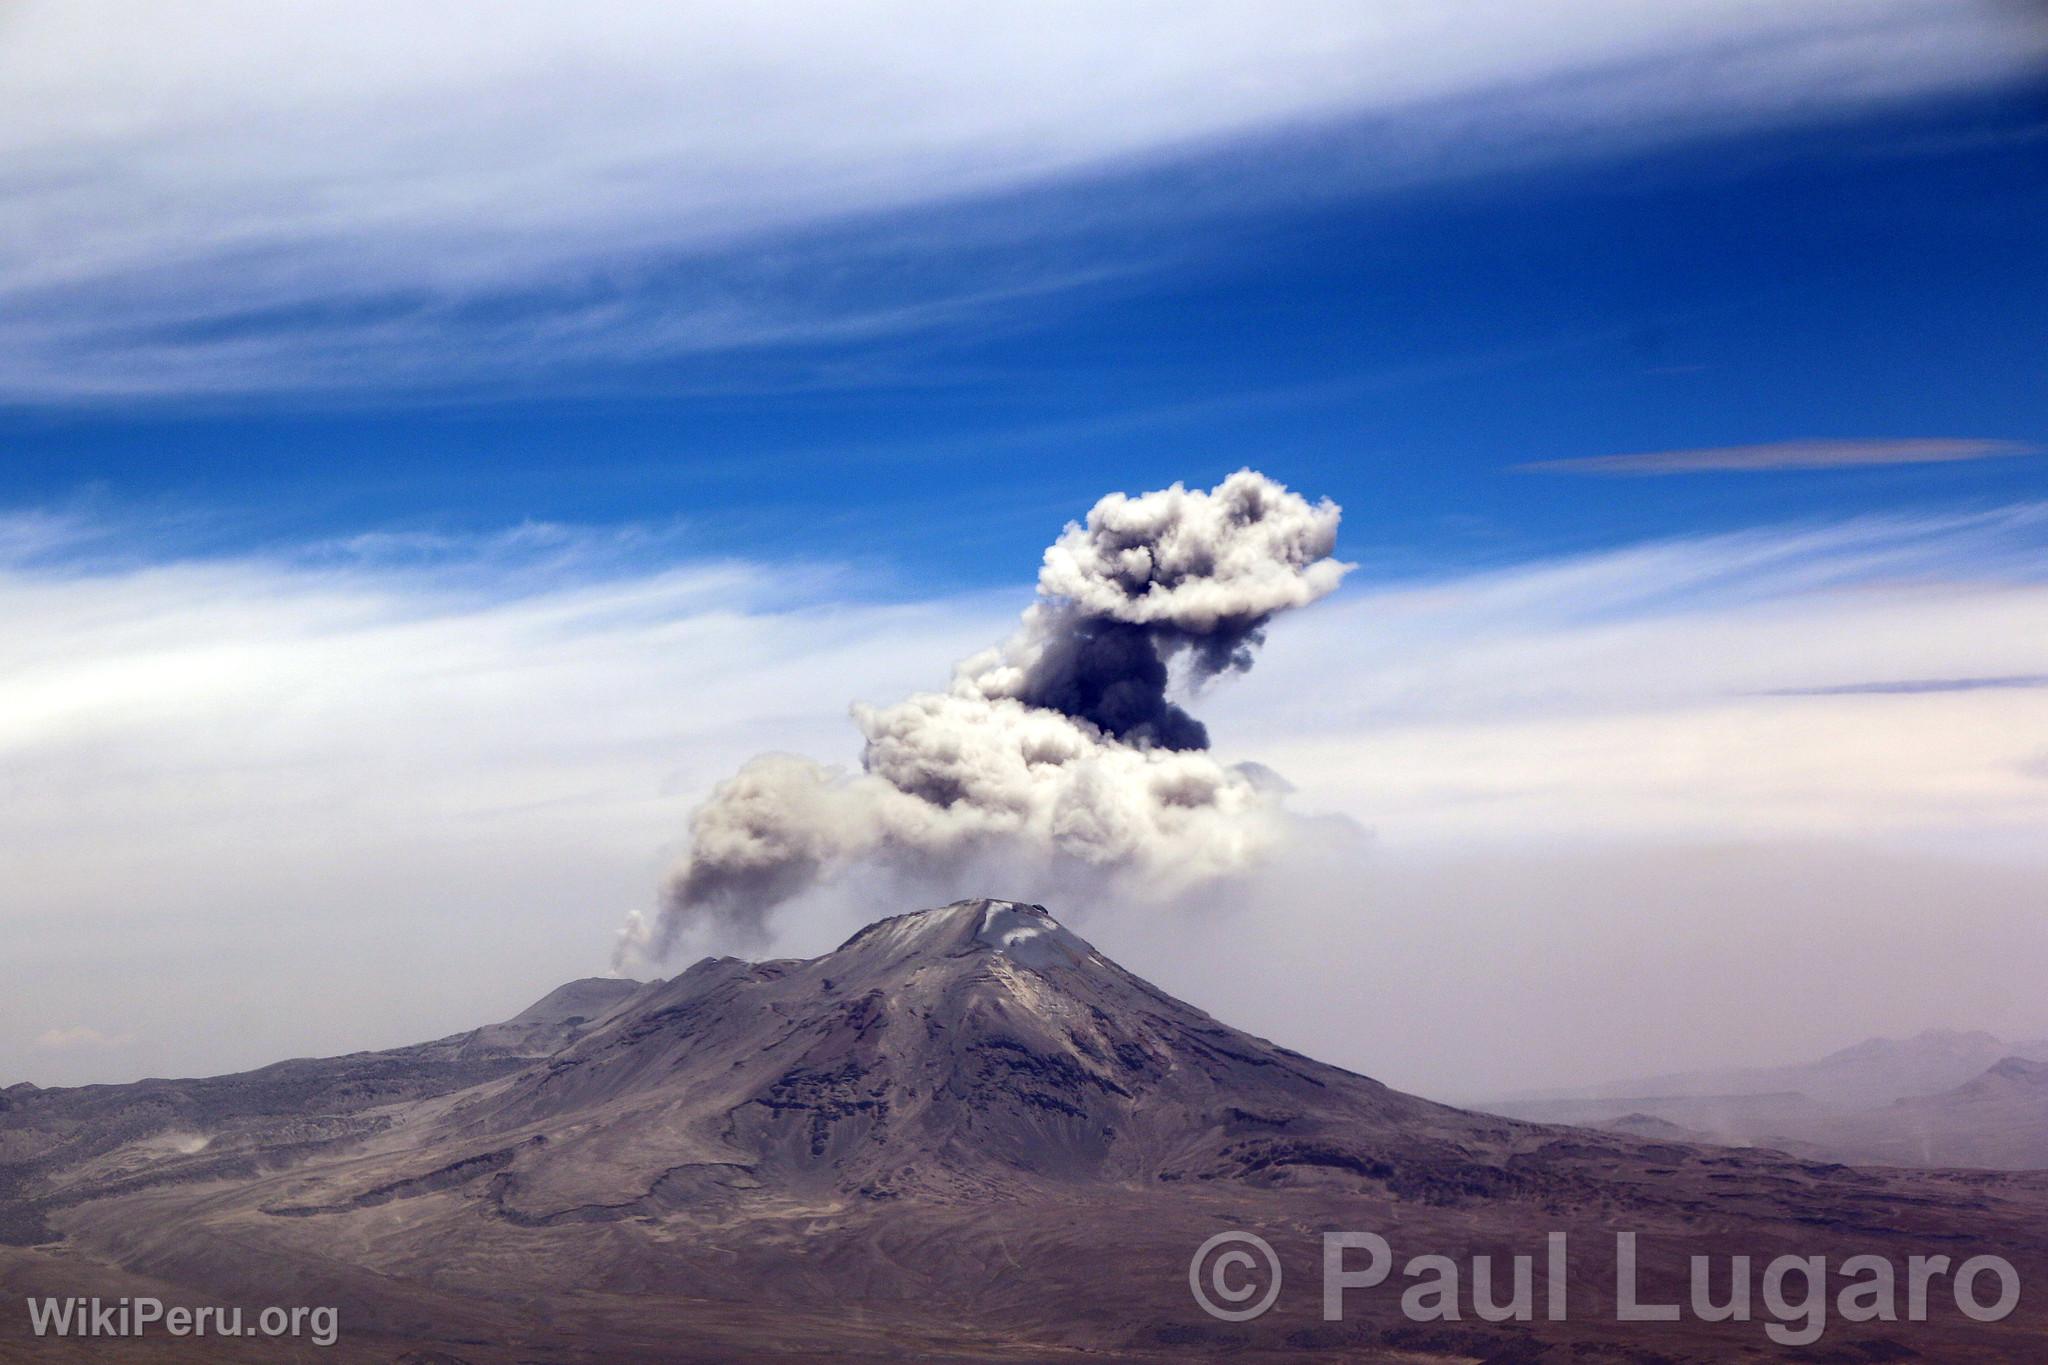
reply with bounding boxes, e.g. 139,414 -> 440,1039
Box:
617,470 -> 1348,964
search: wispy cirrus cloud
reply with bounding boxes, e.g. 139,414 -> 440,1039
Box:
0,1 -> 2041,398
1516,437 -> 2039,476
1762,673 -> 2048,696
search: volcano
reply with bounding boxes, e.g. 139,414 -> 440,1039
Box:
6,900 -> 2048,1362
452,899 -> 1504,1216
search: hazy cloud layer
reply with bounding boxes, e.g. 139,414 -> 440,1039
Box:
3,502 -> 2045,1087
1209,505 -> 2048,847
1517,437 -> 2039,475
1,2 -> 2040,395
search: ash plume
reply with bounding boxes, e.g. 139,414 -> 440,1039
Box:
617,470 -> 1349,964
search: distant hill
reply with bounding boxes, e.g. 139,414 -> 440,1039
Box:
1507,1028 -> 2048,1109
1483,1032 -> 2048,1170
1848,1056 -> 2048,1169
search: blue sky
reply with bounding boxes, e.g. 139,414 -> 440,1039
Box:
1,9 -> 2043,588
4,2 -> 2048,1089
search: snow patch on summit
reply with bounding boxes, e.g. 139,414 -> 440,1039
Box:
974,903 -> 1093,971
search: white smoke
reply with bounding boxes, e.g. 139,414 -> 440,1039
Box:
1037,471 -> 1349,631
617,469 -> 1349,963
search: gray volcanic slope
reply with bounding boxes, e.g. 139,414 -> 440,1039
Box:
6,900 -> 2048,1362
